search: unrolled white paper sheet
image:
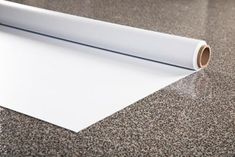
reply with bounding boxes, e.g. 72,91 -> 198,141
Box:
0,1 -> 209,132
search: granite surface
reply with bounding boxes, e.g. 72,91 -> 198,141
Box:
1,0 -> 235,156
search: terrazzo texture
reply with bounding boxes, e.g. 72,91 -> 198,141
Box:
1,0 -> 235,156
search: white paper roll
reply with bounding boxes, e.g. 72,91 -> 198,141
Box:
0,0 -> 212,131
0,0 -> 211,70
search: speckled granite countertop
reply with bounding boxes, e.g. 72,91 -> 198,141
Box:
0,0 -> 235,156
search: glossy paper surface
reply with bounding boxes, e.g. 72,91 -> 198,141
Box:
0,25 -> 193,131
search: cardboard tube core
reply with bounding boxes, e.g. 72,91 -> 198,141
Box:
197,45 -> 211,68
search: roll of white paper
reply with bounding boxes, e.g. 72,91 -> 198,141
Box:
0,0 -> 210,70
0,0 -> 212,131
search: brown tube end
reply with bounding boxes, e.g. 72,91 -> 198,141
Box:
197,45 -> 211,68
